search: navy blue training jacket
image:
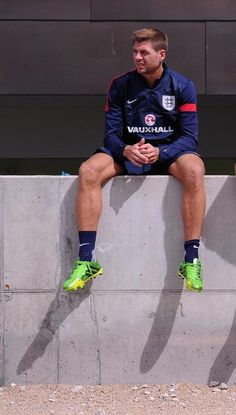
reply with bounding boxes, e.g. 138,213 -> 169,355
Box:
104,64 -> 198,163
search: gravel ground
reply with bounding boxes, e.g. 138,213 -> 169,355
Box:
0,382 -> 236,415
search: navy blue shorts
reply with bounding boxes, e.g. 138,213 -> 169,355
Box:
95,147 -> 200,175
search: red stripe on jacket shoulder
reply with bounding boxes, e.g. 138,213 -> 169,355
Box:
105,78 -> 114,112
179,103 -> 197,112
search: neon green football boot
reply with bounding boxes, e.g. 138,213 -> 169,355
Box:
63,259 -> 103,291
178,258 -> 203,292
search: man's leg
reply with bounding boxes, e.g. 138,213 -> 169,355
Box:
77,153 -> 124,231
64,153 -> 124,291
168,154 -> 205,291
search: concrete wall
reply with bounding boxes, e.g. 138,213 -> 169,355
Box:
0,175 -> 236,386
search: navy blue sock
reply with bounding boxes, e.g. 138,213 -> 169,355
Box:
78,231 -> 97,261
184,239 -> 200,263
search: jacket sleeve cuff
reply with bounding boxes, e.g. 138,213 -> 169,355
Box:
115,143 -> 126,161
158,145 -> 169,162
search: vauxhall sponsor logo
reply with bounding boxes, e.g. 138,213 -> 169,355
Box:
127,113 -> 173,133
145,114 -> 156,126
127,125 -> 173,133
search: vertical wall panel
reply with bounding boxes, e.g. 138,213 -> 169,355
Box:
207,22 -> 236,94
0,1 -> 234,162
0,97 -> 105,157
0,1 -> 90,19
0,95 -> 235,159
91,0 -> 236,20
0,22 -> 205,94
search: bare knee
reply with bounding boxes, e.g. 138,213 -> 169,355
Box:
184,162 -> 205,190
79,160 -> 102,187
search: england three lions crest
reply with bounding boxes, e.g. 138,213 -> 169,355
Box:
162,95 -> 175,111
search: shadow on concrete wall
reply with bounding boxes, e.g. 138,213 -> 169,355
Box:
109,175 -> 146,214
203,178 -> 236,265
17,175 -> 150,377
17,176 -> 236,382
203,178 -> 236,384
17,178 -> 94,376
139,178 -> 184,373
17,175 -> 148,377
208,310 -> 236,384
109,175 -> 184,373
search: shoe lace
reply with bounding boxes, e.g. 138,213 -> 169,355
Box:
186,262 -> 201,280
85,262 -> 93,276
72,260 -> 84,271
73,260 -> 94,276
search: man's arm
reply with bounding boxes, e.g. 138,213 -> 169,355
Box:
104,79 -> 126,162
123,138 -> 150,166
158,80 -> 198,162
104,78 -> 148,165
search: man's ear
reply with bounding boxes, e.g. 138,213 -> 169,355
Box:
159,49 -> 166,62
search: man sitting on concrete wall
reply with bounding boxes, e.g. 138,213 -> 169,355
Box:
63,28 -> 205,292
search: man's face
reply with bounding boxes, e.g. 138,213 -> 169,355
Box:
132,41 -> 165,76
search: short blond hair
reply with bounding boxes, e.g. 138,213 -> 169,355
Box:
132,28 -> 168,51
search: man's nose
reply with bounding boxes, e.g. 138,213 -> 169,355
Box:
135,52 -> 142,61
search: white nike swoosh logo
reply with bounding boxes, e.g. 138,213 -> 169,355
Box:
127,98 -> 138,104
193,245 -> 199,248
79,243 -> 90,247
